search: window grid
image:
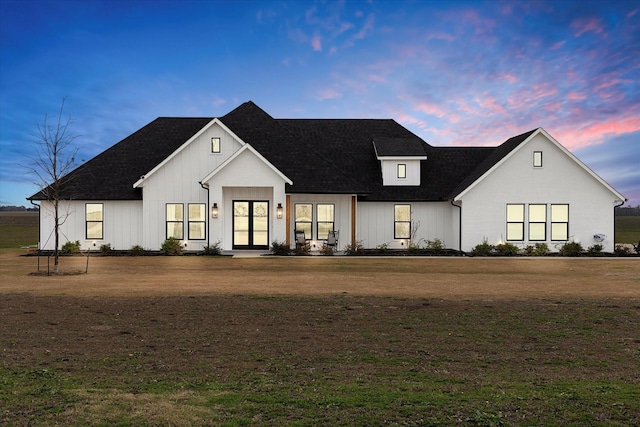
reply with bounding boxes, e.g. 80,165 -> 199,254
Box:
394,204 -> 411,239
551,204 -> 569,241
86,203 -> 104,240
166,203 -> 184,240
294,203 -> 313,240
528,204 -> 547,241
506,204 -> 525,241
188,203 -> 206,240
316,204 -> 335,240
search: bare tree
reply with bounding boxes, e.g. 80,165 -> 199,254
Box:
27,97 -> 79,273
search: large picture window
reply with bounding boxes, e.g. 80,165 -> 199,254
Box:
166,203 -> 184,240
394,204 -> 411,239
316,204 -> 335,240
295,204 -> 312,240
551,204 -> 569,241
528,204 -> 546,241
86,203 -> 103,240
188,204 -> 206,240
506,204 -> 524,241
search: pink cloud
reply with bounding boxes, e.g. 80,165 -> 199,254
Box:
354,13 -> 375,40
550,40 -> 565,50
567,92 -> 587,101
554,116 -> 640,150
473,96 -> 506,115
311,34 -> 322,51
426,31 -> 455,42
317,88 -> 341,100
571,17 -> 605,37
414,102 -> 447,118
368,74 -> 385,83
499,73 -> 518,84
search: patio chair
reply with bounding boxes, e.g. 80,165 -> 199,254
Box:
326,230 -> 338,248
295,230 -> 306,250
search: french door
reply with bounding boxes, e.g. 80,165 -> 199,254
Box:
232,201 -> 269,249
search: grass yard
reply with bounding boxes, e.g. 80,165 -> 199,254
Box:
616,216 -> 640,246
1,251 -> 640,426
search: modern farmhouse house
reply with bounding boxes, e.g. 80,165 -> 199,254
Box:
29,101 -> 626,253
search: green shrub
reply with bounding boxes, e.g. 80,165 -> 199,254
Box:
270,240 -> 291,256
99,243 -> 112,255
471,238 -> 494,256
344,240 -> 364,255
559,241 -> 583,256
161,237 -> 183,255
533,242 -> 549,256
494,242 -> 520,256
587,244 -> 604,256
295,242 -> 311,255
614,244 -> 631,256
61,240 -> 81,254
129,245 -> 147,256
320,244 -> 334,256
202,240 -> 222,256
407,241 -> 421,254
426,238 -> 445,252
376,243 -> 389,254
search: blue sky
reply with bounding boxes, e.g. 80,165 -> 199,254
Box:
1,0 -> 638,207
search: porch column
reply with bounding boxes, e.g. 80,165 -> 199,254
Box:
285,194 -> 291,245
351,195 -> 357,247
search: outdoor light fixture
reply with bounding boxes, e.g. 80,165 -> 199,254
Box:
276,203 -> 283,219
211,203 -> 218,218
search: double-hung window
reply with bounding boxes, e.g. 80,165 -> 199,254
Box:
394,204 -> 411,239
188,204 -> 206,240
506,204 -> 525,241
551,204 -> 569,241
294,204 -> 313,240
528,204 -> 546,241
86,203 -> 103,240
316,204 -> 335,240
166,203 -> 184,239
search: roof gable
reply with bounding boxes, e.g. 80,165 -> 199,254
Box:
201,144 -> 292,185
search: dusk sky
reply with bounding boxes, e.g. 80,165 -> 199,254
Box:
1,0 -> 638,207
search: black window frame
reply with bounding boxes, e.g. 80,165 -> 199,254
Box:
528,204 -> 547,241
187,203 -> 206,240
85,203 -> 104,240
294,203 -> 313,240
551,204 -> 569,241
166,203 -> 184,240
316,203 -> 335,240
397,163 -> 407,179
506,204 -> 525,241
394,204 -> 411,239
211,137 -> 221,154
533,151 -> 543,167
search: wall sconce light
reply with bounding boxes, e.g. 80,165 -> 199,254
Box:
276,203 -> 283,219
211,203 -> 218,218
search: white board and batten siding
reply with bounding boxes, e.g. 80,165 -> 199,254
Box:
137,123 -> 244,250
288,194 -> 354,250
456,131 -> 624,252
38,200 -> 142,251
207,147 -> 290,250
357,201 -> 460,250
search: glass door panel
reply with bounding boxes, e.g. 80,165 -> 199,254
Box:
233,201 -> 269,249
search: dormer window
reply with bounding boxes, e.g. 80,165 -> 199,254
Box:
373,138 -> 428,187
397,164 -> 406,179
211,137 -> 221,153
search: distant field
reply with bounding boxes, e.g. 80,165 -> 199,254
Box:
0,211 -> 38,249
616,216 -> 640,245
1,211 -> 639,248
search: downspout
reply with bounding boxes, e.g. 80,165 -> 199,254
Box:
450,199 -> 462,253
614,198 -> 627,249
199,181 -> 210,248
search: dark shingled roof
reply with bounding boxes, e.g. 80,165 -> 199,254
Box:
373,137 -> 429,157
28,101 -> 538,202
